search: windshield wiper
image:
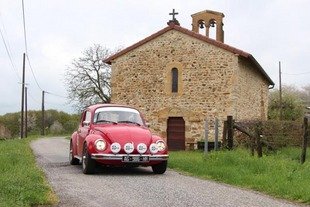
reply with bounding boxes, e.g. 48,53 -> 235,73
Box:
95,120 -> 117,124
118,120 -> 141,126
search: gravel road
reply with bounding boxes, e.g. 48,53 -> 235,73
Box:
31,137 -> 303,207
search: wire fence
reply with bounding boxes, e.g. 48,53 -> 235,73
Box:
221,115 -> 310,163
233,120 -> 304,150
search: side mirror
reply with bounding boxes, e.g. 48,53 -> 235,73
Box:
83,121 -> 90,127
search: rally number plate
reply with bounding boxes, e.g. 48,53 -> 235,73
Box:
122,156 -> 149,163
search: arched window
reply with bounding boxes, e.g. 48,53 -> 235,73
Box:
165,62 -> 183,95
171,68 -> 178,93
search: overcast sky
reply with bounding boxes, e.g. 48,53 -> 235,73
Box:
0,0 -> 309,115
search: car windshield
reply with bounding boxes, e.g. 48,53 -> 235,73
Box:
93,107 -> 144,126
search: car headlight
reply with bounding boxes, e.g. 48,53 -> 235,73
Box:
156,140 -> 166,151
95,139 -> 106,151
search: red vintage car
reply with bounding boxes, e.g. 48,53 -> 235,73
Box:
69,104 -> 169,174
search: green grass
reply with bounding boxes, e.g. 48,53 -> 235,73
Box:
168,148 -> 310,204
0,137 -> 57,207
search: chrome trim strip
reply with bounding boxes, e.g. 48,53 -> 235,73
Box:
91,153 -> 169,161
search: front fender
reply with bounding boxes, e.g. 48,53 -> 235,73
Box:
71,132 -> 78,155
84,134 -> 104,154
152,135 -> 166,143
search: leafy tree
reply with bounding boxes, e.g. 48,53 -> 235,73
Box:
0,112 -> 20,137
50,120 -> 64,134
0,110 -> 79,137
268,85 -> 305,120
26,110 -> 41,135
65,44 -> 118,111
282,84 -> 310,106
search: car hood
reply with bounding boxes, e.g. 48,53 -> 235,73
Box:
93,124 -> 153,145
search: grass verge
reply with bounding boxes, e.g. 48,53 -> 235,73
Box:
0,137 -> 58,207
168,148 -> 310,204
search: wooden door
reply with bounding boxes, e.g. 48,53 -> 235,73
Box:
167,117 -> 185,150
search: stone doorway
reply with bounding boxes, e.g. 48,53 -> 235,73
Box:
167,117 -> 185,150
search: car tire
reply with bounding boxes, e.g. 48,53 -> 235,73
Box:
152,161 -> 167,174
69,141 -> 80,165
82,144 -> 96,174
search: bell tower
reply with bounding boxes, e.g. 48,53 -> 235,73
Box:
191,10 -> 225,43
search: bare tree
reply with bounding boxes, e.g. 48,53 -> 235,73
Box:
65,44 -> 116,111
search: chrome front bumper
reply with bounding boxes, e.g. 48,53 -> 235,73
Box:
91,153 -> 169,162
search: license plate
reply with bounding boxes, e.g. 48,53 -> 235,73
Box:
122,156 -> 149,162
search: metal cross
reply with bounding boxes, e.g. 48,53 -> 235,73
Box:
169,9 -> 178,21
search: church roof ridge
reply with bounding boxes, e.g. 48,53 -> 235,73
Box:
104,23 -> 251,63
104,23 -> 274,86
191,10 -> 225,17
169,22 -> 250,58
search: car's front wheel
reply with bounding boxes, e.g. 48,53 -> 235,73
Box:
82,144 -> 96,174
152,161 -> 167,174
69,141 -> 80,165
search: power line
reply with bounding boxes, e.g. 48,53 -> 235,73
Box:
28,90 -> 40,105
21,0 -> 43,92
19,0 -> 70,115
45,91 -> 67,99
45,101 -> 69,107
21,0 -> 28,53
0,13 -> 18,63
26,54 -> 43,91
28,88 -> 66,109
0,22 -> 21,81
282,71 -> 310,75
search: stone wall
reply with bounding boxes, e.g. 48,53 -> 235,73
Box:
110,29 -> 269,147
233,58 -> 269,121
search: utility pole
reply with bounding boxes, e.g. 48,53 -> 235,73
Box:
20,53 -> 26,138
279,61 -> 283,120
41,90 -> 45,136
25,86 -> 28,138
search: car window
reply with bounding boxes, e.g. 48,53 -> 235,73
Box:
85,111 -> 91,122
81,111 -> 91,127
93,107 -> 144,126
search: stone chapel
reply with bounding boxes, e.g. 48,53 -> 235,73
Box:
104,10 -> 274,150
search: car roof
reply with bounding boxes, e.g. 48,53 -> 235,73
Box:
86,104 -> 139,113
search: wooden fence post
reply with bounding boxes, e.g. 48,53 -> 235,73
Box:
222,120 -> 227,148
250,136 -> 255,156
214,118 -> 219,151
255,122 -> 263,158
204,119 -> 208,155
227,116 -> 234,150
301,116 -> 308,164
